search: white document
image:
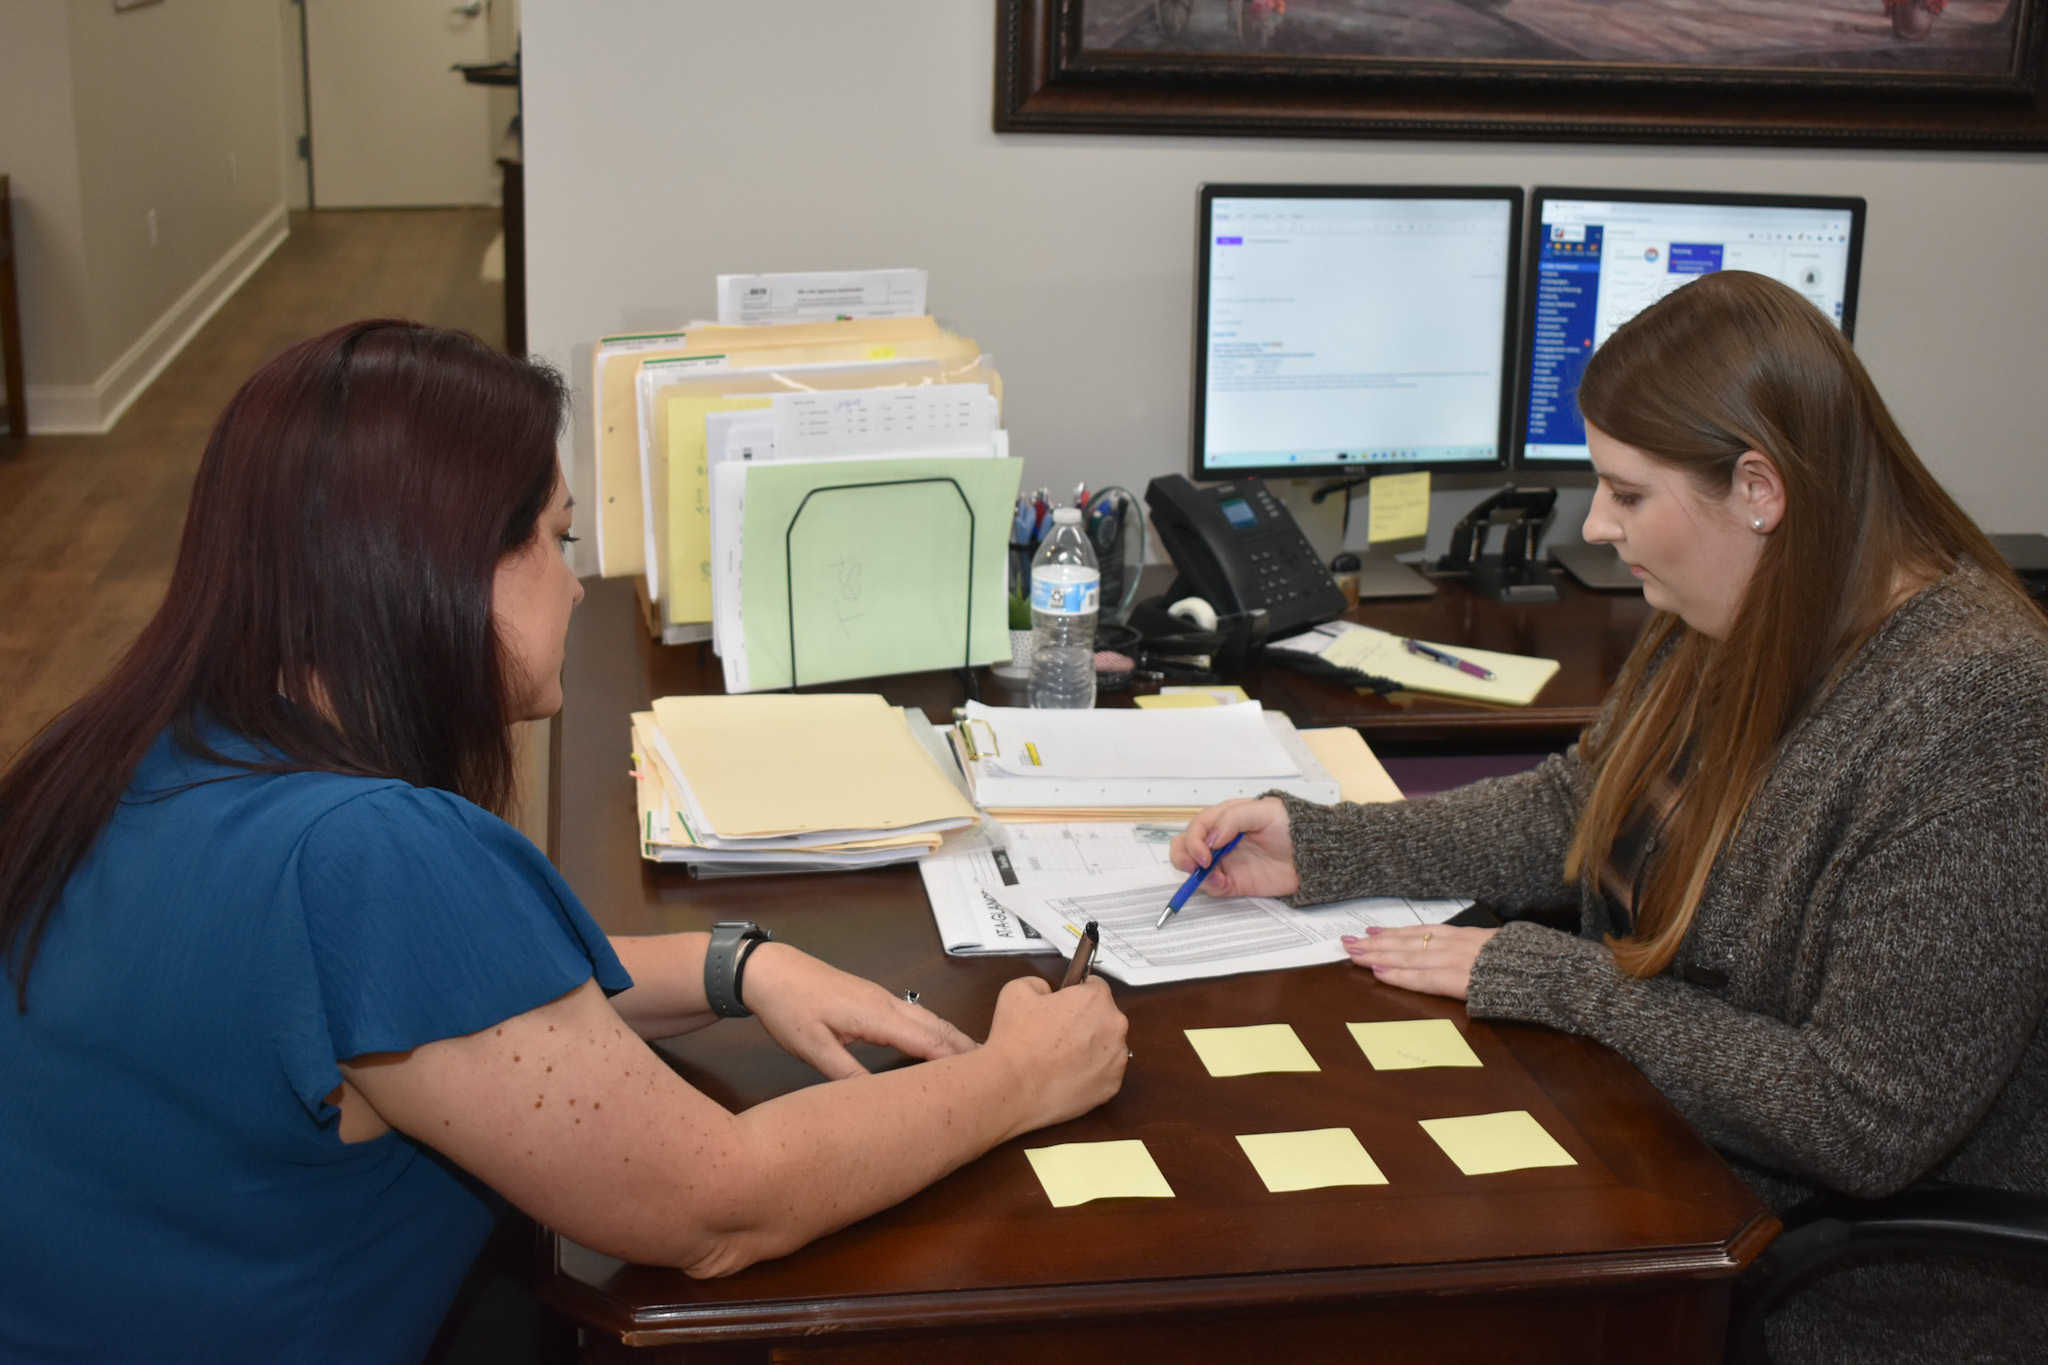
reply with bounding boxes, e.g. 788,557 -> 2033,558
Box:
973,701 -> 1298,781
772,384 -> 995,460
918,821 -> 1185,956
956,703 -> 1339,809
716,269 -> 928,325
994,866 -> 1470,987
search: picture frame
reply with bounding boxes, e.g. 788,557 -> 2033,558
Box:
995,0 -> 2048,149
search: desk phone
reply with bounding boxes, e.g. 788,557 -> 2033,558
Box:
1146,475 -> 1349,638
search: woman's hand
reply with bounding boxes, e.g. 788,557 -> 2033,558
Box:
1342,924 -> 1497,1001
1169,797 -> 1300,899
980,976 -> 1128,1134
741,942 -> 978,1079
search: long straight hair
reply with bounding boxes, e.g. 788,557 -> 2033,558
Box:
0,321 -> 567,1008
1566,271 -> 2034,977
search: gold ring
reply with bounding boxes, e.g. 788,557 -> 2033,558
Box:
1422,932 -> 1433,947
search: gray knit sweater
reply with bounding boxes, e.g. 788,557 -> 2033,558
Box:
1281,563 -> 2048,1363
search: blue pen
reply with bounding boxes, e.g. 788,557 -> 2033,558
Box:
1157,832 -> 1246,928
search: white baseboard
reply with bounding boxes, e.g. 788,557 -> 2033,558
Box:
23,203 -> 290,435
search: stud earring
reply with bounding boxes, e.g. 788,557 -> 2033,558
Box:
1752,517 -> 1767,532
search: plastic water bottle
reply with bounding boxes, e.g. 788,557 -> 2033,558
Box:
1028,506 -> 1100,709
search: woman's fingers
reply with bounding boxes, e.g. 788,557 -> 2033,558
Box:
1341,924 -> 1496,1002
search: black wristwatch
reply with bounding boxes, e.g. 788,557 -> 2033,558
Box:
704,921 -> 773,1019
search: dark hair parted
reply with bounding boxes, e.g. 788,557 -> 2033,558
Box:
1566,271 -> 2035,978
0,321 -> 567,1007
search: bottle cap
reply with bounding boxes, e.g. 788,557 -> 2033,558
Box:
1053,506 -> 1081,524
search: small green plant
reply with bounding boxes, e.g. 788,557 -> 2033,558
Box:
1008,590 -> 1033,631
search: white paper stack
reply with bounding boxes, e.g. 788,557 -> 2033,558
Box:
631,694 -> 978,873
950,701 -> 1340,820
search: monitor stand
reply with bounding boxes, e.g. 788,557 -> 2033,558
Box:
1549,542 -> 1643,593
1354,552 -> 1438,600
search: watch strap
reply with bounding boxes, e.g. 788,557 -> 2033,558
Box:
705,921 -> 771,1019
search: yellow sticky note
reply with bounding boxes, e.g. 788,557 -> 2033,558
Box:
1133,685 -> 1251,710
1367,471 -> 1431,543
866,344 -> 898,360
1185,1023 -> 1319,1077
1236,1127 -> 1388,1193
1348,1019 -> 1483,1071
1024,1139 -> 1175,1208
1419,1110 -> 1577,1176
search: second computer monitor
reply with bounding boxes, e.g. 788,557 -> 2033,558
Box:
1193,185 -> 1523,481
1518,187 -> 1866,468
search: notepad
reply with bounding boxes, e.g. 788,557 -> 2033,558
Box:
1236,1128 -> 1388,1193
1269,620 -> 1560,707
1348,1019 -> 1483,1071
1419,1110 -> 1577,1176
1024,1139 -> 1175,1208
1185,1023 -> 1319,1077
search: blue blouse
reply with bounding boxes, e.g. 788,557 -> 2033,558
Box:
0,726 -> 632,1363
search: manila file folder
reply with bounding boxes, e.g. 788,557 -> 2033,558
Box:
650,694 -> 977,838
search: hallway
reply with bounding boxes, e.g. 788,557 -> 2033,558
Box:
0,209 -> 503,765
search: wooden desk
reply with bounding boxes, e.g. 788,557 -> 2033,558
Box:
541,577 -> 1769,1361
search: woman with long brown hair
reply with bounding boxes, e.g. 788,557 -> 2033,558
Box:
0,321 -> 1127,1362
1174,271 -> 2048,1361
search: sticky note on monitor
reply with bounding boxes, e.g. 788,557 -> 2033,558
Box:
1419,1110 -> 1577,1176
1024,1139 -> 1175,1208
1236,1128 -> 1388,1193
1348,1019 -> 1483,1071
1367,471 -> 1431,543
1185,1023 -> 1319,1077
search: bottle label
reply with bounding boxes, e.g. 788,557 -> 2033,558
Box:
1031,569 -> 1099,615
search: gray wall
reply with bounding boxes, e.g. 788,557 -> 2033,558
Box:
1,0 -> 290,431
523,0 -> 2048,579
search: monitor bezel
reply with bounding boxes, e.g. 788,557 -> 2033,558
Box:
1512,185 -> 1868,473
1191,183 -> 1525,484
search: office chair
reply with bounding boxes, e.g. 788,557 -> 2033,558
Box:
1726,1180 -> 2048,1364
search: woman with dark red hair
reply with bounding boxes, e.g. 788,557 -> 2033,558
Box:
0,322 -> 1127,1363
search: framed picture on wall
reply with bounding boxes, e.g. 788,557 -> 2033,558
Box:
995,0 -> 2048,148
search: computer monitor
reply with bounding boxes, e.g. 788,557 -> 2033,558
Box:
1192,184 -> 1523,482
1517,187 -> 1866,470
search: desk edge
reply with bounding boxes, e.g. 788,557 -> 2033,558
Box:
543,1209 -> 1781,1347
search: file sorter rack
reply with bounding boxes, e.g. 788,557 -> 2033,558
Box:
783,475 -> 983,701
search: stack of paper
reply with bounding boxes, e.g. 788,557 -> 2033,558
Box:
588,312 -> 1005,646
631,694 -> 977,872
919,725 -> 1403,954
950,701 -> 1341,820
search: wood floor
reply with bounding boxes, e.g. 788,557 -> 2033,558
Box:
0,208 -> 504,768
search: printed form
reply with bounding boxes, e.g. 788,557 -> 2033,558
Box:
992,865 -> 1470,986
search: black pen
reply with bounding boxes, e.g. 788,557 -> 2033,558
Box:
1060,920 -> 1099,988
